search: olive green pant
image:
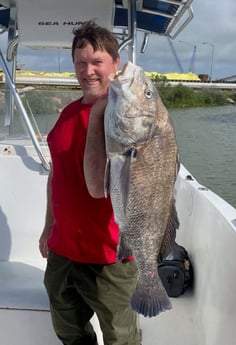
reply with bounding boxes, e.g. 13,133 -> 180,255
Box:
44,251 -> 140,345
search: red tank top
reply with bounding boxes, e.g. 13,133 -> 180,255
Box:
47,99 -> 119,263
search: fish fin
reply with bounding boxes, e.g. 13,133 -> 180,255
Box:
131,274 -> 172,317
121,148 -> 137,213
120,157 -> 131,213
109,149 -> 136,213
110,150 -> 131,213
104,157 -> 110,198
117,233 -> 133,260
160,200 -> 179,260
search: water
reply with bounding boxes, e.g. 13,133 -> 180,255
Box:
170,105 -> 236,209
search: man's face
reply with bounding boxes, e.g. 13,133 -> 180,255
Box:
74,43 -> 120,104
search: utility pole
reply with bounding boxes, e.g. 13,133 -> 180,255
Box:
202,42 -> 214,82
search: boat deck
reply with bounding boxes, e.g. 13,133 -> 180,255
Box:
0,260 -> 196,345
140,290 -> 197,345
0,261 -> 48,310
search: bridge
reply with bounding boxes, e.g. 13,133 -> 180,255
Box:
2,76 -> 235,90
1,72 -> 236,89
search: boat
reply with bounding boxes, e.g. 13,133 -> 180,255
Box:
0,1 -> 236,344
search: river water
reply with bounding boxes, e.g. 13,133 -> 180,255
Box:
169,105 -> 236,209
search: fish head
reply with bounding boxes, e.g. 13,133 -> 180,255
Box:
105,61 -> 160,146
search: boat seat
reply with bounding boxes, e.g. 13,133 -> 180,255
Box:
0,261 -> 49,311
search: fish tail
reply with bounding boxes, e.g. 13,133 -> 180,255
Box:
130,275 -> 172,317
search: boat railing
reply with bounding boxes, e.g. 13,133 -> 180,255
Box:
0,49 -> 50,171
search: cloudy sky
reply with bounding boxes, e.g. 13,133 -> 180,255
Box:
137,0 -> 236,80
1,0 -> 235,80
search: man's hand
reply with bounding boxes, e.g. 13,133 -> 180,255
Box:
39,227 -> 51,258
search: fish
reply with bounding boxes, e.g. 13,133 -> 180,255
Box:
104,61 -> 180,318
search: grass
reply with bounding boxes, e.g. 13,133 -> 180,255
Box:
153,80 -> 236,109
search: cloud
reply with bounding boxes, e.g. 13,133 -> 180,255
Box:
177,0 -> 236,78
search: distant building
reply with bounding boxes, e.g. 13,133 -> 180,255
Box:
198,74 -> 209,82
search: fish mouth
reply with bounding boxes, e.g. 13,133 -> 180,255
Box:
109,62 -> 139,97
119,62 -> 132,76
118,61 -> 137,79
110,61 -> 137,82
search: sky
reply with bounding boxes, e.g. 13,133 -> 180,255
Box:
0,0 -> 235,80
136,0 -> 236,80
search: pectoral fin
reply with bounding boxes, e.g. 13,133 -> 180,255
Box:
110,148 -> 137,214
104,157 -> 110,198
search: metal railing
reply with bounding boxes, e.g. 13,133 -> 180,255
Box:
0,49 -> 50,171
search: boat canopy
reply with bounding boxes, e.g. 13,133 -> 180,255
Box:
0,0 -> 193,49
114,0 -> 193,37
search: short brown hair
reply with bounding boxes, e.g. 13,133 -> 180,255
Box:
72,20 -> 119,62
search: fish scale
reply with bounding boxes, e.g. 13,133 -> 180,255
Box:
104,61 -> 179,317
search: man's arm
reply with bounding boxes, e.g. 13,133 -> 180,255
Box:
39,168 -> 54,258
84,97 -> 107,198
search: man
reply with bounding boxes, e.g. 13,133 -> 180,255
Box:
39,20 -> 140,345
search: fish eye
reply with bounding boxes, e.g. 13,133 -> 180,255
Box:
144,89 -> 153,99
